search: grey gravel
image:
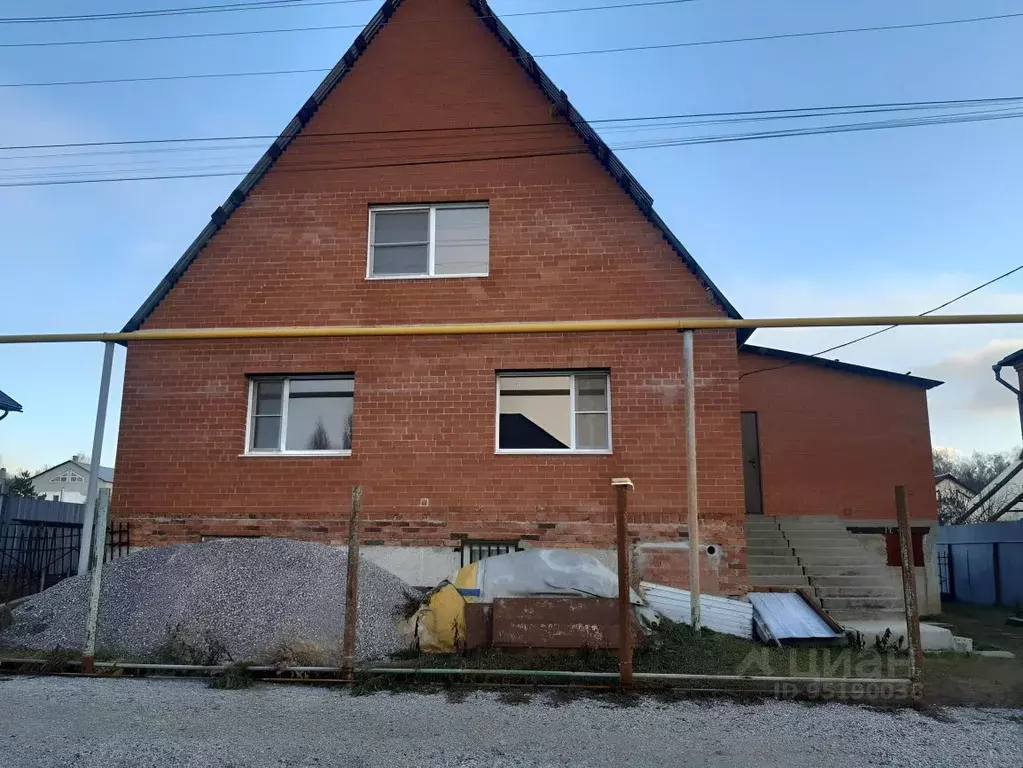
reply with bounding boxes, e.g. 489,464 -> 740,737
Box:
0,677 -> 1020,767
0,538 -> 410,662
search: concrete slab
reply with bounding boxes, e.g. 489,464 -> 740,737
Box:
975,649 -> 1016,659
842,618 -> 960,651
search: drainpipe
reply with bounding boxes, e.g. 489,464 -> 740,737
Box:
992,363 -> 1023,446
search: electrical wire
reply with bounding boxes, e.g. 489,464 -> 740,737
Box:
4,10 -> 1023,88
0,0 -> 374,25
2,106 -> 1022,187
6,95 -> 1023,153
739,264 -> 1023,380
0,0 -> 694,43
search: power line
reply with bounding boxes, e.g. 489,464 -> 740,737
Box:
2,104 -> 1020,172
4,96 -> 1022,155
2,106 -> 1022,187
739,264 -> 1023,380
4,10 -> 1022,88
0,0 -> 373,25
0,1 -> 693,45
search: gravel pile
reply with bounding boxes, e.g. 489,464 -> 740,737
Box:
0,538 -> 411,663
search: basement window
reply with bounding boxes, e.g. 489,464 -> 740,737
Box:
367,203 -> 489,278
461,540 -> 521,566
245,375 -> 353,456
496,372 -> 611,453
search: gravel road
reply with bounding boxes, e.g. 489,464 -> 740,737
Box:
0,677 -> 1020,767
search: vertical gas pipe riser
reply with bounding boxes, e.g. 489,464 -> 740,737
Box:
341,485 -> 362,682
613,478 -> 634,690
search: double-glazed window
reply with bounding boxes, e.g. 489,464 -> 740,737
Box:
368,203 -> 489,278
497,372 -> 611,453
246,376 -> 353,455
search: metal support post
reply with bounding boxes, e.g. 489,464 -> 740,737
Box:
77,341 -> 115,575
340,485 -> 362,682
895,486 -> 924,687
82,487 -> 112,673
683,330 -> 701,630
613,478 -> 634,690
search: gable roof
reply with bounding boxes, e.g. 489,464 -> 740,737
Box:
740,344 -> 943,389
996,348 -> 1023,369
122,0 -> 743,335
0,388 -> 22,414
935,473 -> 976,492
30,459 -> 115,484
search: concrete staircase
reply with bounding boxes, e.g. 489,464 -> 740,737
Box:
745,516 -> 811,592
746,516 -> 905,620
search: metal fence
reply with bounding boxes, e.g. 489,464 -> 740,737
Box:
0,521 -> 130,601
0,494 -> 84,526
936,521 -> 1023,607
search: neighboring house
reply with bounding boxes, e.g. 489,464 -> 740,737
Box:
935,473 -> 976,522
111,0 -> 940,606
30,457 -> 114,503
955,348 -> 1023,524
0,388 -> 22,421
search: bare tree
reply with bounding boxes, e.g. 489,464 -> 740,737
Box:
306,419 -> 332,450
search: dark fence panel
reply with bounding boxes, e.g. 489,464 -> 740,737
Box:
0,521 -> 130,601
936,522 -> 1023,607
0,494 -> 84,525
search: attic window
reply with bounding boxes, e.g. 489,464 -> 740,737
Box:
367,203 -> 489,278
53,471 -> 85,483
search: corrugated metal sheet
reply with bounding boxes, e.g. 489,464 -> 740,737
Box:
0,495 -> 84,526
748,592 -> 841,644
640,582 -> 753,640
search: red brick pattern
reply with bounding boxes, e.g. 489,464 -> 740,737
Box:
111,0 -> 747,593
738,352 -> 938,522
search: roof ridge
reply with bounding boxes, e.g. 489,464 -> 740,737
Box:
122,0 -> 743,333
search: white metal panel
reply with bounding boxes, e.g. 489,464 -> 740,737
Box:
748,592 -> 840,641
640,582 -> 753,640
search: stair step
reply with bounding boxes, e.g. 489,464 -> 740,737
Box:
821,597 -> 904,612
809,575 -> 898,587
797,554 -> 876,565
748,577 -> 810,588
814,589 -> 904,601
779,535 -> 853,545
748,566 -> 807,578
746,548 -> 795,559
806,566 -> 889,577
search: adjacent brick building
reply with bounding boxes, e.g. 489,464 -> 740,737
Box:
112,0 -> 940,594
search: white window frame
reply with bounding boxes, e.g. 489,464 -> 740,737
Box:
366,202 -> 489,280
242,375 -> 353,457
494,371 -> 612,455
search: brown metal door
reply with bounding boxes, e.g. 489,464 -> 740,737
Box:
741,412 -> 764,515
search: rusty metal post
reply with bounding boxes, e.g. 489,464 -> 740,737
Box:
682,329 -> 701,630
895,486 -> 924,684
82,487 -> 112,673
612,478 -> 634,690
341,485 -> 362,682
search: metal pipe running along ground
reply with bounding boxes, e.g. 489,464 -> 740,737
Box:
0,659 -> 912,688
1,312 -> 1023,344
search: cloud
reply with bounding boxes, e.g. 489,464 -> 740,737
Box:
728,270 -> 1023,453
918,339 -> 1023,415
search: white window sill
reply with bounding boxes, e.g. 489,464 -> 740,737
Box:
495,449 -> 613,456
239,451 -> 352,458
366,273 -> 488,281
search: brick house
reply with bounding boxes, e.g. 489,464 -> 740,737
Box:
112,0 -> 940,608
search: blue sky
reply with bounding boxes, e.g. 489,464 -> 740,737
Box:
1,0 -> 1021,472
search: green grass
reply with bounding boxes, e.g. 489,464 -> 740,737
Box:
382,620 -> 909,680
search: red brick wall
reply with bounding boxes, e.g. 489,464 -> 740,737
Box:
738,352 -> 937,521
112,0 -> 747,593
